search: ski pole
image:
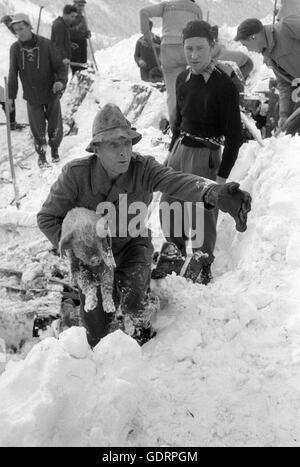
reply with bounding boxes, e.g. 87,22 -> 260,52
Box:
36,6 -> 43,34
273,0 -> 278,24
4,77 -> 20,209
83,7 -> 99,72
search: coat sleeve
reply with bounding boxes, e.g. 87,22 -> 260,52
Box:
37,165 -> 78,248
169,74 -> 183,151
134,39 -> 141,65
218,80 -> 243,179
51,21 -> 67,60
8,43 -> 19,100
49,41 -> 68,86
275,72 -> 294,118
140,3 -> 165,37
141,157 -> 214,205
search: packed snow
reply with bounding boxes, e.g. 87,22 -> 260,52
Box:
1,2 -> 300,448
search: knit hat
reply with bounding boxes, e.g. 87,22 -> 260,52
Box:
182,20 -> 215,44
86,104 -> 142,152
10,13 -> 32,28
234,18 -> 264,41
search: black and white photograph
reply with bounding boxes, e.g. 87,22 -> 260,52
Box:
0,0 -> 299,450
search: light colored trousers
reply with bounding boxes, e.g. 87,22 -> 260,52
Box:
161,43 -> 187,128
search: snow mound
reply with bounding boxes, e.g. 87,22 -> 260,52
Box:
0,328 -> 143,447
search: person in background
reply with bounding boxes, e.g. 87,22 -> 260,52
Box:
70,0 -> 91,75
134,20 -> 161,82
235,17 -> 300,134
51,4 -> 78,70
8,13 -> 67,167
159,20 -> 243,285
140,0 -> 202,127
0,14 -> 24,130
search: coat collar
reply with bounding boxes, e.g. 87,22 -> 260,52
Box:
90,154 -> 134,202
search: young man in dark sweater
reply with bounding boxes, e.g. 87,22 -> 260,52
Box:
159,20 -> 243,284
51,5 -> 78,68
8,13 -> 67,167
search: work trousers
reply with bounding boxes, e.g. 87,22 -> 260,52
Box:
27,96 -> 63,151
80,237 -> 154,347
160,139 -> 221,262
160,44 -> 187,128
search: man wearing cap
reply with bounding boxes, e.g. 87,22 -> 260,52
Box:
8,13 -> 67,167
159,20 -> 243,285
235,16 -> 300,133
70,0 -> 91,75
37,103 -> 251,347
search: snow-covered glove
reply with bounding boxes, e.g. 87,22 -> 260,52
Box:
138,59 -> 147,69
52,82 -> 64,94
205,182 -> 252,232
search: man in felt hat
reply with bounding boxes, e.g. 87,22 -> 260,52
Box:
37,103 -> 251,347
70,0 -> 91,75
234,16 -> 300,134
8,12 -> 67,167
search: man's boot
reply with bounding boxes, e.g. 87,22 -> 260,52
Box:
51,147 -> 60,163
198,263 -> 213,285
36,146 -> 49,168
151,242 -> 185,279
183,251 -> 210,283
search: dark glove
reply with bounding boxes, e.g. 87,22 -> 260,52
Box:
205,182 -> 252,232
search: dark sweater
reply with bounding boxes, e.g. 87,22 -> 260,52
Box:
51,16 -> 72,61
8,34 -> 67,105
171,67 -> 243,179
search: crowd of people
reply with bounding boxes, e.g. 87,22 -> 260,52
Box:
2,0 -> 300,345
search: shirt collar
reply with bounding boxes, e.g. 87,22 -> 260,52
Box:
185,60 -> 216,83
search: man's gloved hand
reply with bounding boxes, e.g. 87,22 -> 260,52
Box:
205,182 -> 252,232
52,81 -> 64,94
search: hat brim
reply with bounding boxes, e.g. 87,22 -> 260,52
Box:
85,127 -> 142,153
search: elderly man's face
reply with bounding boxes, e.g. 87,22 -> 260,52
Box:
95,137 -> 133,178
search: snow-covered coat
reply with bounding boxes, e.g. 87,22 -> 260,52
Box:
37,153 -> 213,252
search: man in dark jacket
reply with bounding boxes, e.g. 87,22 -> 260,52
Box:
70,0 -> 91,75
8,13 -> 67,167
51,4 -> 78,68
134,20 -> 161,82
37,103 -> 251,347
160,20 -> 243,285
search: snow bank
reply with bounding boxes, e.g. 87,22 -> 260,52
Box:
0,328 -> 143,447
